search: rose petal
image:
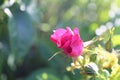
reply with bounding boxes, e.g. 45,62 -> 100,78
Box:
73,27 -> 79,35
66,27 -> 74,35
70,35 -> 83,57
50,28 -> 66,44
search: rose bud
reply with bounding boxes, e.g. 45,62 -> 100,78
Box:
50,27 -> 83,57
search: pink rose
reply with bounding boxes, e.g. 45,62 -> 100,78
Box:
50,27 -> 83,57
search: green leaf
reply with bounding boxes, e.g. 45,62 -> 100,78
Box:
26,68 -> 61,80
0,53 -> 4,74
90,76 -> 103,80
112,35 -> 120,48
8,3 -> 36,62
99,69 -> 110,79
26,0 -> 40,22
90,54 -> 97,62
0,0 -> 4,6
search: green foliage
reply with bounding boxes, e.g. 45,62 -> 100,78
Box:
66,28 -> 120,80
26,68 -> 70,80
26,68 -> 60,80
8,3 -> 36,62
0,53 -> 4,75
0,0 -> 120,80
0,0 -> 4,6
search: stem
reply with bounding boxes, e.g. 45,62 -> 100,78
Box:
48,51 -> 62,61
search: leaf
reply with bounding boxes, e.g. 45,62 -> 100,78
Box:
99,69 -> 110,79
112,35 -> 120,48
0,0 -> 4,6
90,54 -> 97,62
110,66 -> 120,80
8,3 -> 36,62
90,76 -> 103,80
26,0 -> 40,22
0,52 -> 4,74
103,28 -> 114,51
26,68 -> 61,80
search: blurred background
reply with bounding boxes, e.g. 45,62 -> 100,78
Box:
0,0 -> 120,80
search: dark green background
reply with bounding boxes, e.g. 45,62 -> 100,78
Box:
0,0 -> 120,80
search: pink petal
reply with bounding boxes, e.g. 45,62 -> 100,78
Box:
53,28 -> 66,36
66,27 -> 74,35
73,27 -> 79,35
50,28 -> 66,44
62,40 -> 72,54
70,35 -> 83,57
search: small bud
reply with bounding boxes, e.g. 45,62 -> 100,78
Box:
66,67 -> 72,71
84,62 -> 99,75
71,62 -> 75,66
78,56 -> 84,61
